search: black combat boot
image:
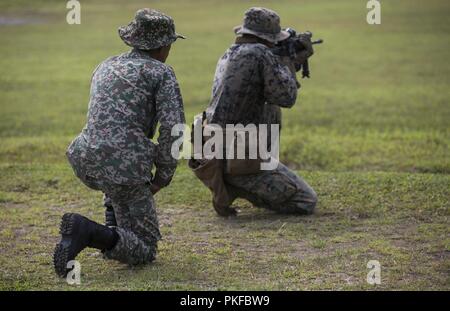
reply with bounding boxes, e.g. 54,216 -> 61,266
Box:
53,213 -> 119,277
104,196 -> 117,227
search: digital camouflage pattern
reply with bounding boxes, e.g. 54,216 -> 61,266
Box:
205,42 -> 297,127
72,175 -> 160,265
65,8 -> 185,266
234,7 -> 290,44
119,8 -> 185,50
67,48 -> 185,186
102,183 -> 160,265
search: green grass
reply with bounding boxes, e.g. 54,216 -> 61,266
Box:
0,0 -> 449,290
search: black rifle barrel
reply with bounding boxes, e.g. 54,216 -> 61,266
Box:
312,39 -> 323,45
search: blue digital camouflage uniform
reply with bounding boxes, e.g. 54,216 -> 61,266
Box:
67,9 -> 185,264
206,7 -> 317,215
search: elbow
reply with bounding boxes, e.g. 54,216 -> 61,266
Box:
283,98 -> 296,108
267,97 -> 296,108
266,93 -> 297,108
280,89 -> 298,108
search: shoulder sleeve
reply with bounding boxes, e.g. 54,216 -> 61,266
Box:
261,48 -> 298,108
153,65 -> 186,187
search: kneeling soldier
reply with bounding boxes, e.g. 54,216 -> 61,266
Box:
195,7 -> 317,216
54,9 -> 185,276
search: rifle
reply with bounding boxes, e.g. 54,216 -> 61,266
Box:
272,28 -> 324,78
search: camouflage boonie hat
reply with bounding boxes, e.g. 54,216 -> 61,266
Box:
234,7 -> 289,44
119,8 -> 185,50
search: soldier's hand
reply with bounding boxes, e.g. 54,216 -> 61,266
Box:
150,183 -> 161,195
298,32 -> 314,58
292,32 -> 314,67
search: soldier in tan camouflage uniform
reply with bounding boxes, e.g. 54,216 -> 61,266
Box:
204,7 -> 318,216
53,9 -> 185,277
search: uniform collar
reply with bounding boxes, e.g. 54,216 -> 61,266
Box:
235,35 -> 261,45
128,48 -> 157,61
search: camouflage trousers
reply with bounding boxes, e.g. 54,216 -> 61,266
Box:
80,176 -> 161,265
224,162 -> 317,214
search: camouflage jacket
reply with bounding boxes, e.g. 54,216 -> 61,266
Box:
205,42 -> 298,127
67,48 -> 185,186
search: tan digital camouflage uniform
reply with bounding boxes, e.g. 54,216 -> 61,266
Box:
206,8 -> 317,215
66,9 -> 185,264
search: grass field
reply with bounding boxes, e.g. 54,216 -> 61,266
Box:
0,0 -> 449,290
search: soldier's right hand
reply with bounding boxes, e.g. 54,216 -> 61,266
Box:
150,183 -> 161,195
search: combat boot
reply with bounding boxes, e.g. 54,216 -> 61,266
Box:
53,213 -> 119,277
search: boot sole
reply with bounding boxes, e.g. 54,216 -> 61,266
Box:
53,213 -> 75,278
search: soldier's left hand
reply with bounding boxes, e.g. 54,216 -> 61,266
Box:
298,32 -> 314,58
292,32 -> 314,67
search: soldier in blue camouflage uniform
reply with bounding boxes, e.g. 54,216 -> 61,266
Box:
205,7 -> 318,215
53,9 -> 185,277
